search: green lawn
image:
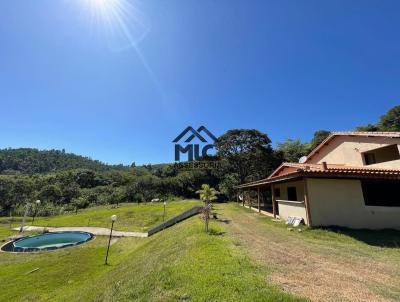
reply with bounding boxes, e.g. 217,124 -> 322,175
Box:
3,202 -> 397,301
2,200 -> 201,233
0,202 -> 304,302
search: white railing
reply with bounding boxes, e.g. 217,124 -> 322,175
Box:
276,199 -> 304,204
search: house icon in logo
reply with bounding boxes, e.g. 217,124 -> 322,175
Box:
173,126 -> 217,161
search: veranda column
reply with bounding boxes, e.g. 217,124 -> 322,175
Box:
303,179 -> 312,226
248,191 -> 251,209
271,184 -> 277,218
257,187 -> 260,213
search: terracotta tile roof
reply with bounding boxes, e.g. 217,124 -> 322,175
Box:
283,162 -> 400,173
306,131 -> 400,162
270,162 -> 346,175
271,162 -> 400,175
330,131 -> 400,137
235,162 -> 400,189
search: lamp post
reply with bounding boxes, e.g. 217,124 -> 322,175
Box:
32,200 -> 41,224
19,204 -> 30,233
9,206 -> 13,230
163,201 -> 166,222
105,215 -> 117,265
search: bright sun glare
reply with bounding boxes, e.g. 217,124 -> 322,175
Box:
78,0 -> 162,97
86,0 -> 119,13
81,0 -> 150,50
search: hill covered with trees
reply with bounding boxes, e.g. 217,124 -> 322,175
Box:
0,148 -> 123,174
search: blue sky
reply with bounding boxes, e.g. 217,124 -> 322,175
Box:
0,0 -> 399,165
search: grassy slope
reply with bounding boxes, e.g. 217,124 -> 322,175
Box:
0,202 -> 305,302
2,200 -> 201,233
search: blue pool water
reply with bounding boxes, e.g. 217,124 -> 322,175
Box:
1,231 -> 93,252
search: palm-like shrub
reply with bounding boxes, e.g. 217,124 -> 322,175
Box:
196,184 -> 219,232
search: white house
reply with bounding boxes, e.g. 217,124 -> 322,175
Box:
236,132 -> 400,230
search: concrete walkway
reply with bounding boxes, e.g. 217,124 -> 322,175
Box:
242,204 -> 278,218
13,206 -> 203,239
13,226 -> 148,238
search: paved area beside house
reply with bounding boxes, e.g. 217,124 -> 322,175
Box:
13,226 -> 148,238
243,204 -> 276,218
219,204 -> 400,302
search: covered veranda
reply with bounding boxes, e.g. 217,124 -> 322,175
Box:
236,184 -> 275,217
235,179 -> 278,217
235,175 -> 312,226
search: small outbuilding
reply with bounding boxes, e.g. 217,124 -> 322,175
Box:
236,132 -> 400,230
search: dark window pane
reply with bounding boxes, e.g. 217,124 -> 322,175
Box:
274,188 -> 281,198
363,145 -> 400,165
287,187 -> 297,201
361,180 -> 400,207
364,153 -> 376,165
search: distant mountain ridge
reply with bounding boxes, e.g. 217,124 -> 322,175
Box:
0,148 -> 125,174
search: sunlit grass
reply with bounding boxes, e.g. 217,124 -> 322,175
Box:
0,204 -> 304,302
34,200 -> 201,232
0,200 -> 201,235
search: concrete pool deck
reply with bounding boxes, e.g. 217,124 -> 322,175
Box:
14,226 -> 148,238
13,205 -> 203,239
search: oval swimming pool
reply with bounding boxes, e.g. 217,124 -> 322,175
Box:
1,231 -> 93,252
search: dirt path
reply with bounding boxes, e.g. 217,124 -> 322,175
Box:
219,204 -> 400,302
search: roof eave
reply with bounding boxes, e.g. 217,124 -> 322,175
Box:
235,170 -> 400,189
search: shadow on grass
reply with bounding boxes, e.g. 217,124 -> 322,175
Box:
217,219 -> 231,224
321,226 -> 400,248
208,229 -> 226,236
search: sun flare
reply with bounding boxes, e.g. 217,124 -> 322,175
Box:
80,0 -> 150,50
76,0 -> 161,96
85,0 -> 119,13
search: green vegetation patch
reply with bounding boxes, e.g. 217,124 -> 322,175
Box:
0,204 -> 304,302
32,200 -> 200,232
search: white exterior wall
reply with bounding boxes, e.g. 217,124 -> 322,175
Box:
307,136 -> 400,168
307,178 -> 400,230
275,181 -> 308,224
278,201 -> 308,224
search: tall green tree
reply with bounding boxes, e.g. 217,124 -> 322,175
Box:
355,106 -> 400,132
276,139 -> 308,162
215,129 -> 278,184
378,105 -> 400,131
355,124 -> 380,132
218,174 -> 239,200
38,184 -> 62,204
71,197 -> 89,214
309,130 -> 331,152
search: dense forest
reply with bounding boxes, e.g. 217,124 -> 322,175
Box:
0,148 -> 124,174
0,105 -> 398,217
